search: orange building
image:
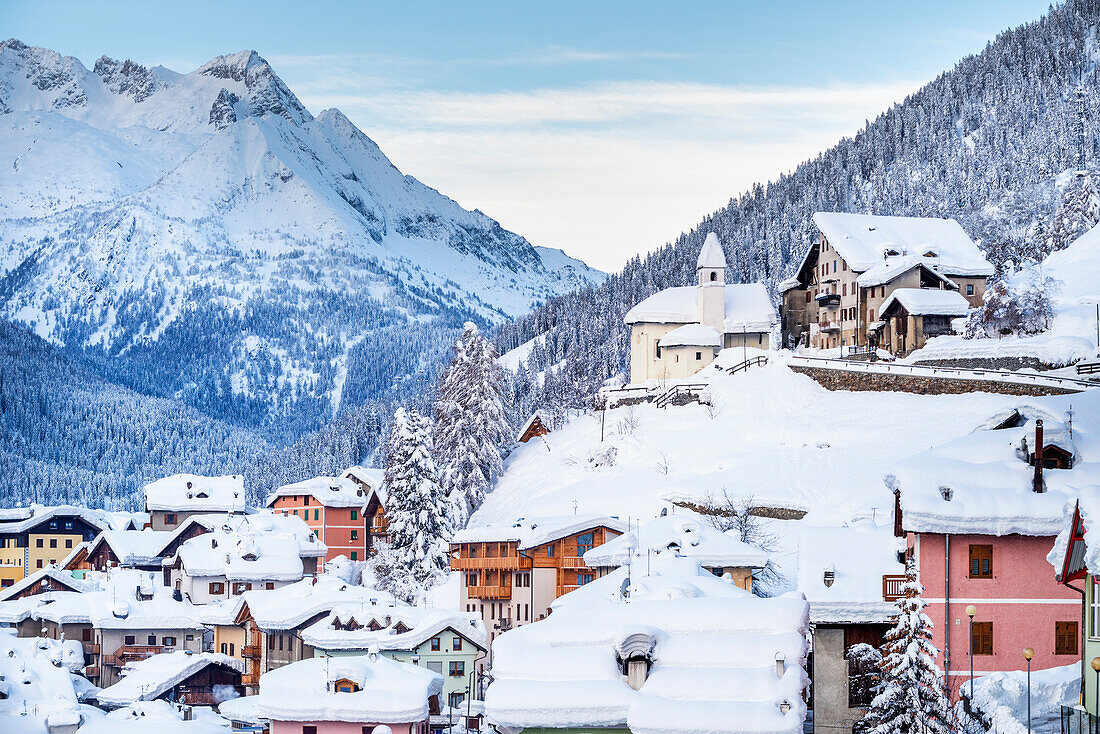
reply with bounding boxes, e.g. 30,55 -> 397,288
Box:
266,469 -> 386,562
450,515 -> 626,644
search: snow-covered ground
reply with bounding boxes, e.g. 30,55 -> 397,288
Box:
964,663 -> 1079,734
476,350 -> 1023,528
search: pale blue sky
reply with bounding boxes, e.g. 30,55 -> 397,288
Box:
2,0 -> 1057,269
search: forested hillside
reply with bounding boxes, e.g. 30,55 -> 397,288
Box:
496,0 -> 1100,417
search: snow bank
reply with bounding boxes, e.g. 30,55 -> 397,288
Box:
963,663 -> 1078,734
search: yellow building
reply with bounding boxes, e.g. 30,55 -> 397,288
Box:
0,507 -> 104,588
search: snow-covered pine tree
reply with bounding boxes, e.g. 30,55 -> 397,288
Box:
433,322 -> 511,529
1044,172 -> 1100,257
382,407 -> 449,591
861,559 -> 957,734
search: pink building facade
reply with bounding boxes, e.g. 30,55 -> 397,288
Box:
271,720 -> 428,734
911,531 -> 1081,695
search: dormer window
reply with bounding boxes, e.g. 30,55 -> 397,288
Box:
196,491 -> 209,499
923,250 -> 938,258
394,621 -> 411,635
333,678 -> 360,693
884,249 -> 900,258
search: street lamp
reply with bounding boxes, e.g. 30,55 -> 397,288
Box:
966,605 -> 977,702
1023,647 -> 1034,734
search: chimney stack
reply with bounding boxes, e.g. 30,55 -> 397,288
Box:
1033,420 -> 1045,493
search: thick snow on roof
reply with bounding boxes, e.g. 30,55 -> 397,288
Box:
486,553 -> 810,734
77,699 -> 233,734
812,212 -> 993,275
257,652 -> 443,723
583,514 -> 768,570
624,283 -> 777,332
144,474 -> 246,513
243,574 -> 392,631
0,504 -> 109,534
170,512 -> 325,582
878,288 -> 971,316
301,603 -> 486,652
795,521 -> 902,623
266,475 -> 370,508
0,568 -> 204,630
0,566 -> 92,601
893,391 -> 1100,536
855,255 -> 957,288
659,324 -> 722,348
697,232 -> 727,269
97,650 -> 245,706
451,514 -> 626,550
93,529 -> 173,567
0,631 -> 85,733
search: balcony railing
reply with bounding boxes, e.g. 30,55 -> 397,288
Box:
241,645 -> 261,659
560,557 -> 588,570
242,672 -> 261,687
450,556 -> 531,571
467,585 -> 511,600
882,574 -> 907,601
104,645 -> 163,667
82,642 -> 100,656
84,666 -> 100,678
816,293 -> 841,307
819,321 -> 840,333
556,584 -> 581,597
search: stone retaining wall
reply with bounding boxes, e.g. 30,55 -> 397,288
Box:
790,365 -> 1080,396
911,356 -> 1061,372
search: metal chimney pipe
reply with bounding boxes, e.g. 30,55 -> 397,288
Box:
1033,420 -> 1045,493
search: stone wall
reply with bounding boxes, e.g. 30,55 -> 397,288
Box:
911,356 -> 1062,371
790,365 -> 1081,396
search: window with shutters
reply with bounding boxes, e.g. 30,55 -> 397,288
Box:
1056,621 -> 1078,655
969,545 -> 993,578
971,622 -> 993,656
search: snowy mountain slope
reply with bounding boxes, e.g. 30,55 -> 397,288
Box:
0,39 -> 602,432
474,350 -> 1030,528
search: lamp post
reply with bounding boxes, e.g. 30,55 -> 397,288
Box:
1023,647 -> 1034,734
1091,657 -> 1100,718
966,605 -> 977,702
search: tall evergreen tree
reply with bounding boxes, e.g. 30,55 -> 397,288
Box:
434,323 -> 511,528
861,560 -> 957,734
383,407 -> 449,589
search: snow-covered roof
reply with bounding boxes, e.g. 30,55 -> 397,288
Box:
697,232 -> 727,269
342,465 -> 385,491
0,566 -> 92,601
0,504 -> 109,535
795,521 -> 902,624
77,699 -> 233,733
486,553 -> 810,734
242,574 -> 392,631
878,288 -> 971,317
451,514 -> 627,550
144,474 -> 247,513
515,411 -> 550,443
659,324 -> 722,349
301,604 -> 487,652
812,212 -> 993,276
0,569 -> 204,630
170,513 -> 325,582
96,650 -> 245,706
91,529 -> 174,567
256,652 -> 443,724
778,276 -> 802,294
0,631 -> 85,732
582,515 -> 768,570
855,255 -> 958,289
624,283 -> 777,332
266,475 -> 370,508
893,394 -> 1100,536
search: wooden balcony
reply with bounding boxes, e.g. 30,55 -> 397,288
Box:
819,321 -> 840,333
450,555 -> 531,571
241,645 -> 261,659
84,666 -> 100,678
556,584 -> 581,597
242,672 -> 261,687
467,585 -> 511,600
82,642 -> 100,656
560,556 -> 588,570
104,645 -> 163,667
882,574 -> 907,601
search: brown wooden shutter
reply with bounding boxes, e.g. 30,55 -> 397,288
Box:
1056,621 -> 1078,655
972,622 -> 993,655
969,545 -> 993,578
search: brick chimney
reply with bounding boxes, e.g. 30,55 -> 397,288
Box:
1033,419 -> 1045,493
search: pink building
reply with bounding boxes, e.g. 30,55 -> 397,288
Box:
257,651 -> 442,734
891,407 -> 1088,695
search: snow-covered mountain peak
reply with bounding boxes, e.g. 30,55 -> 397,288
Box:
0,40 -> 603,430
